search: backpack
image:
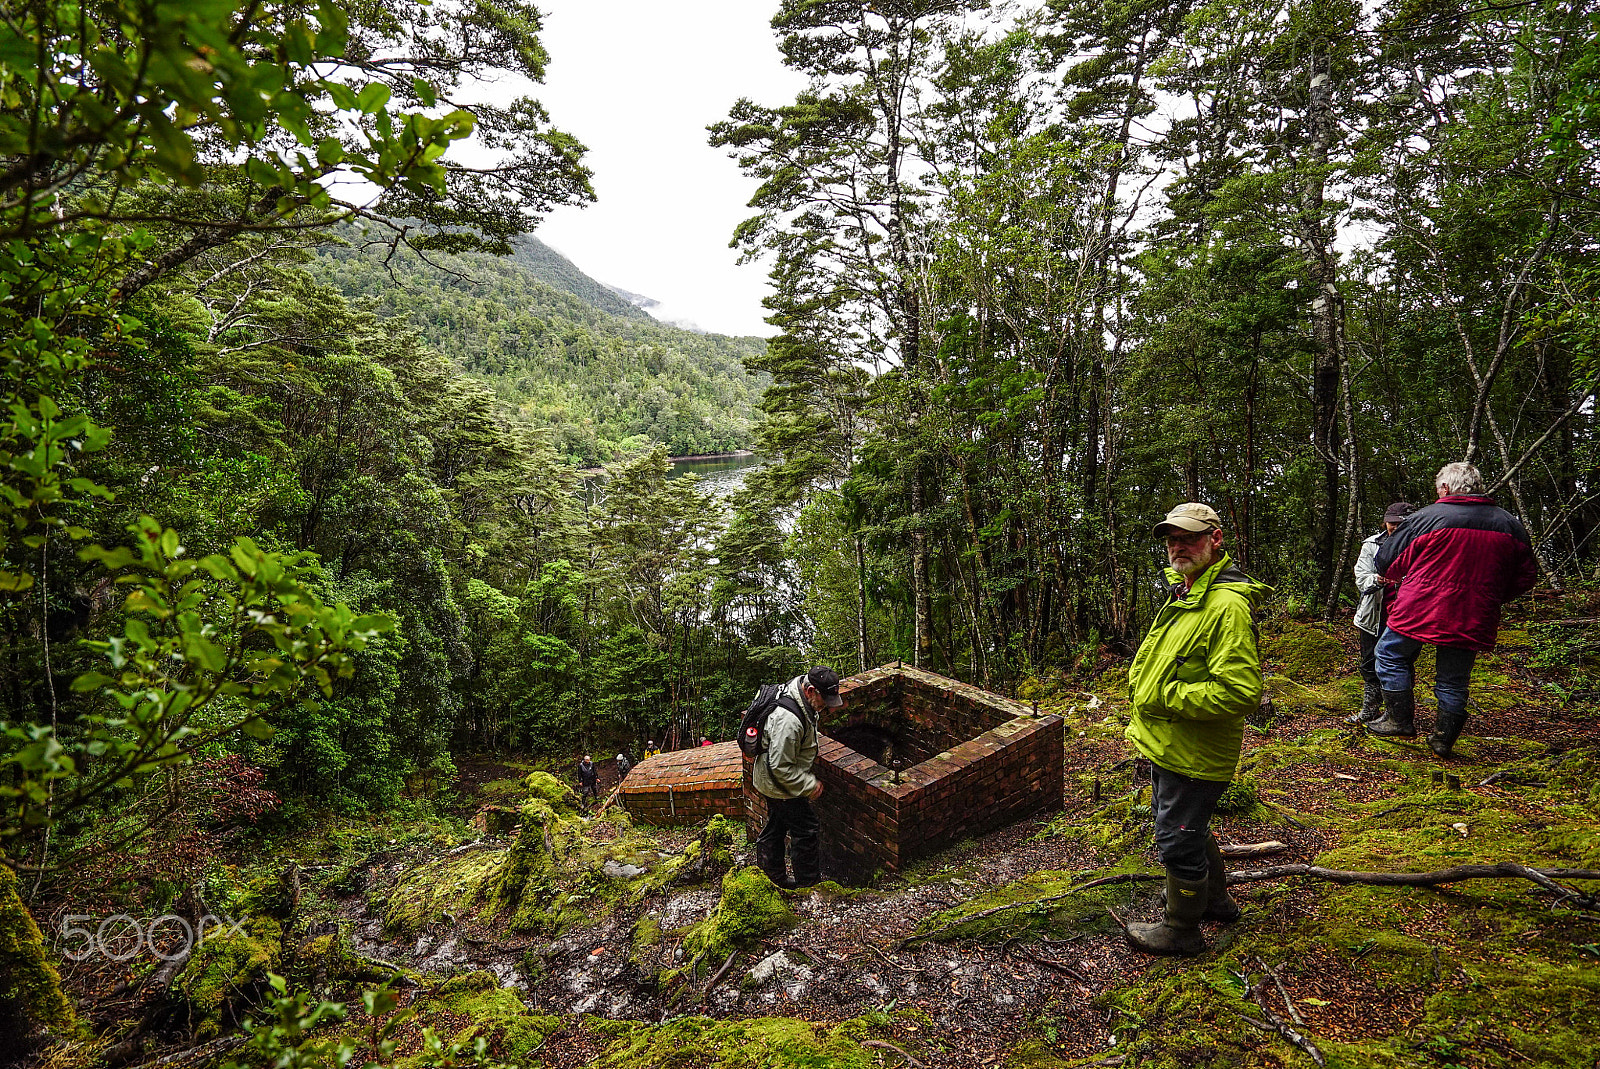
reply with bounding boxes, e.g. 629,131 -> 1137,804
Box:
737,683 -> 803,759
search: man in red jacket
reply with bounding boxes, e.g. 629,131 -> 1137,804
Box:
1366,462 -> 1537,756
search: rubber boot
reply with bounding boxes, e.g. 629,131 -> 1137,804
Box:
1428,705 -> 1469,758
1204,836 -> 1241,923
1365,688 -> 1417,739
1343,682 -> 1384,725
1126,874 -> 1208,956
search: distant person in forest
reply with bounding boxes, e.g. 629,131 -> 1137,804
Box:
643,740 -> 661,759
752,667 -> 844,889
701,736 -> 713,747
1347,502 -> 1415,726
1366,462 -> 1537,757
1124,503 -> 1270,957
615,752 -> 631,780
577,755 -> 599,805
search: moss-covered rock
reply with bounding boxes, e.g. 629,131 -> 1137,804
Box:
680,866 -> 796,966
177,916 -> 282,1038
383,794 -> 664,940
0,861 -> 77,1038
382,846 -> 507,937
523,771 -> 576,810
425,970 -> 560,1061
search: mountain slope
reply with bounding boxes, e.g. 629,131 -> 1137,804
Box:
505,236 -> 648,321
313,235 -> 769,467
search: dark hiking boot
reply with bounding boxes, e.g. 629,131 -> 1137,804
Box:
1344,683 -> 1385,725
1365,689 -> 1417,739
1126,875 -> 1208,956
755,838 -> 792,888
1429,706 -> 1470,759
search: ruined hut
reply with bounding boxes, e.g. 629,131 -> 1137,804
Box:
620,666 -> 1065,883
620,741 -> 746,825
745,663 -> 1065,883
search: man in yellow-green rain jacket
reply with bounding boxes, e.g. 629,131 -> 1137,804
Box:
1124,502 -> 1270,957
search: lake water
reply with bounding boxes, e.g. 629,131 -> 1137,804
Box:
668,452 -> 765,498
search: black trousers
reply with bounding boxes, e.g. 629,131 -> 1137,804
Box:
579,780 -> 599,802
1358,626 -> 1381,693
755,795 -> 821,885
1150,763 -> 1228,882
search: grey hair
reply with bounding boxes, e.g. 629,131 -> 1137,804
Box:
1434,461 -> 1486,495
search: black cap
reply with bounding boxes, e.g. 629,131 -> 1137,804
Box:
806,666 -> 845,708
1383,501 -> 1415,524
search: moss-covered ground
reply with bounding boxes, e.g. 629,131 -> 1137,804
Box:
31,607 -> 1600,1069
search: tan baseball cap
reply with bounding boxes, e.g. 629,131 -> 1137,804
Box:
1154,502 -> 1221,536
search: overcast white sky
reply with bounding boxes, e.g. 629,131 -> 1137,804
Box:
530,2 -> 806,338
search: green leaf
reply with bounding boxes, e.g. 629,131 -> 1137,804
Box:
356,82 -> 391,114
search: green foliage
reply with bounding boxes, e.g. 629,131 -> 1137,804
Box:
2,519 -> 390,847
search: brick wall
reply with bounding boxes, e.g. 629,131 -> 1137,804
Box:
623,784 -> 744,826
744,664 -> 1064,884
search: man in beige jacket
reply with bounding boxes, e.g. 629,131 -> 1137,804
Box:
752,666 -> 843,888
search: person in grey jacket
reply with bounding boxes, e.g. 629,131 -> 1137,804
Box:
1347,502 -> 1413,725
752,666 -> 844,888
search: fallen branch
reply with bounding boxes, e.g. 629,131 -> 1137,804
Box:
1009,947 -> 1089,984
868,942 -> 925,972
1246,958 -> 1325,1068
1227,862 -> 1600,898
1218,841 -> 1288,859
595,784 -> 623,817
862,1039 -> 923,1067
699,949 -> 741,1004
904,863 -> 1600,946
127,1036 -> 247,1069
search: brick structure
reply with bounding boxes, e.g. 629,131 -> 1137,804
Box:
620,741 -> 746,826
744,664 -> 1064,884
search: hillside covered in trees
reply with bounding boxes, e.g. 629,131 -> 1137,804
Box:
311,234 -> 769,465
1,0 -> 1598,1067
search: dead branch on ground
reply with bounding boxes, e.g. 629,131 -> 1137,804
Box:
862,1039 -> 923,1067
1219,841 -> 1288,859
903,863 -> 1600,945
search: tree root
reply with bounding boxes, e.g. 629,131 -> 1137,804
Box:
902,863 -> 1600,945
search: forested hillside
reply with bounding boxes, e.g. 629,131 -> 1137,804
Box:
2,0 -> 1598,1067
312,235 -> 768,464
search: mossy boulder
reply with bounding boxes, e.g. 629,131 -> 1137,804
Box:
1263,621 -> 1346,684
522,771 -> 576,810
382,846 -> 507,937
384,794 -> 659,939
176,916 -> 282,1037
681,866 -> 796,965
